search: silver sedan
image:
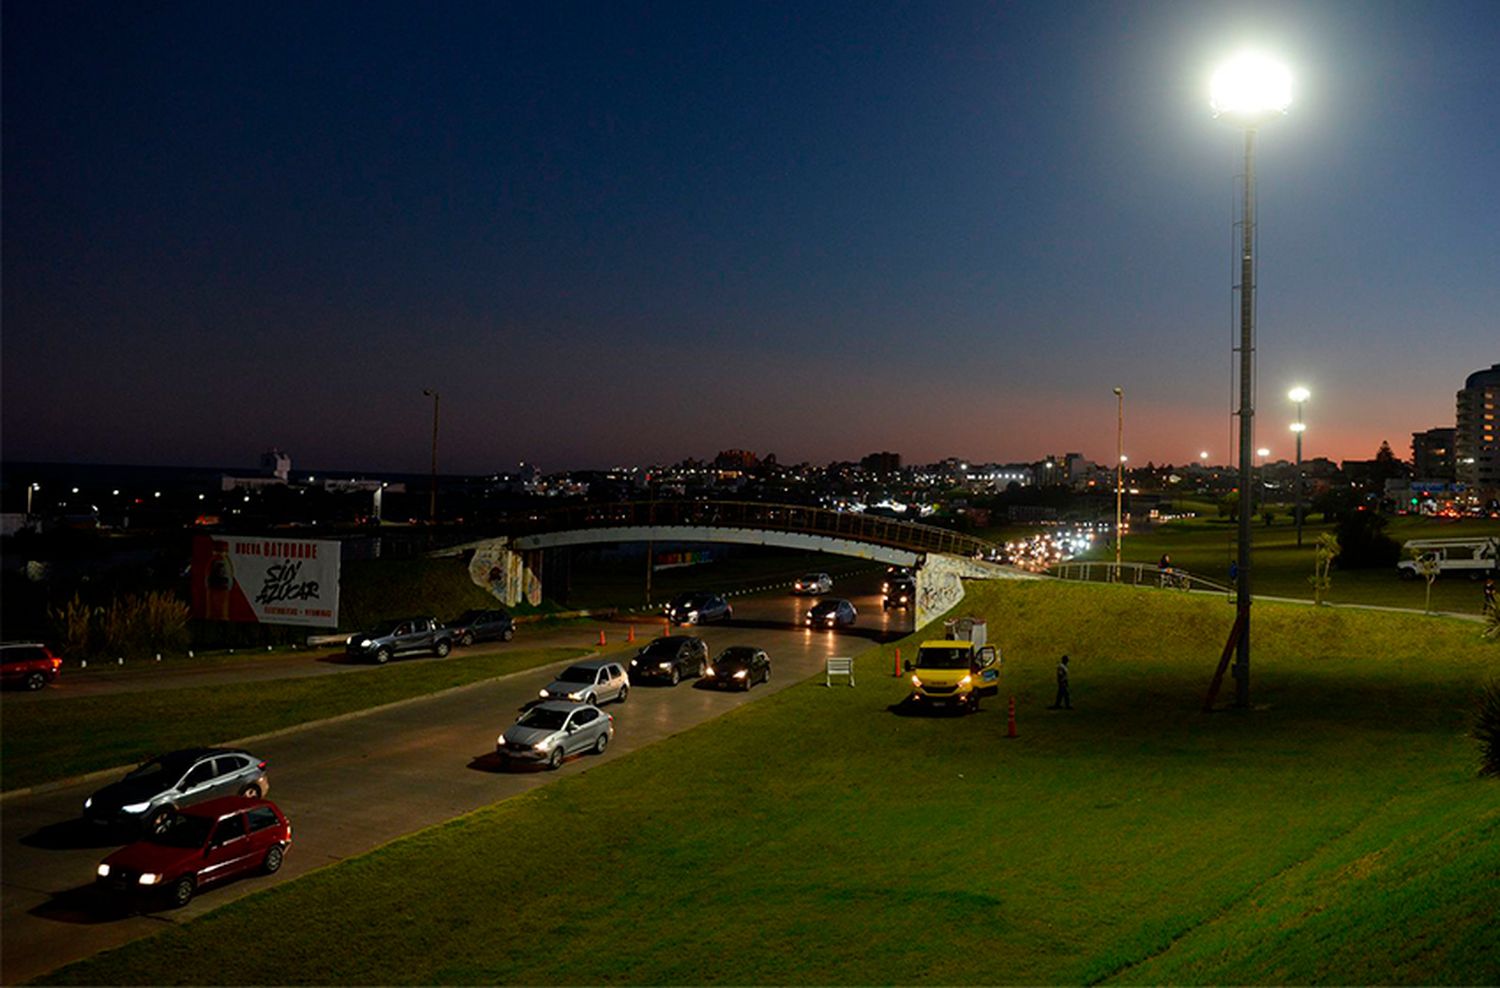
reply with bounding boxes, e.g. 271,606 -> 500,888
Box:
497,701 -> 613,770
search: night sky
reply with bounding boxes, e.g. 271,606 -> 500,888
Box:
4,1 -> 1496,474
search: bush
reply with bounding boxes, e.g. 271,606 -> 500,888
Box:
1335,509 -> 1401,569
48,594 -> 95,658
1475,680 -> 1500,777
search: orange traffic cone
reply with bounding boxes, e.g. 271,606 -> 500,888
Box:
1007,696 -> 1018,738
598,629 -> 607,647
893,647 -> 902,677
628,624 -> 636,643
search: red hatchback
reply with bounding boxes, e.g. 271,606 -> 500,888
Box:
1,642 -> 62,691
96,796 -> 291,908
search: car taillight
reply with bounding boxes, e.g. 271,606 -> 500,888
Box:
257,761 -> 267,771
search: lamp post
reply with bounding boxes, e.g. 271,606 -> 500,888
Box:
1289,386 -> 1310,546
1211,51 -> 1291,710
1114,387 -> 1124,575
422,389 -> 440,524
26,483 -> 39,518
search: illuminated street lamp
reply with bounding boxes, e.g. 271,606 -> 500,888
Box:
422,388 -> 441,524
1211,50 -> 1292,709
26,483 -> 39,517
1289,386 -> 1310,546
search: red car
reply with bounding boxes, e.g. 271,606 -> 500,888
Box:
1,642 -> 62,691
95,797 -> 291,908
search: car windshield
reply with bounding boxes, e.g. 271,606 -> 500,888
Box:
716,648 -> 755,663
452,610 -> 483,625
812,602 -> 840,615
518,708 -> 568,730
370,620 -> 404,636
916,647 -> 971,670
125,755 -> 194,782
146,814 -> 213,849
800,574 -> 822,582
556,666 -> 596,683
640,640 -> 678,657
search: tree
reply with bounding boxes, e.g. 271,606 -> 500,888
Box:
1411,547 -> 1441,615
1310,532 -> 1340,605
1372,440 -> 1407,485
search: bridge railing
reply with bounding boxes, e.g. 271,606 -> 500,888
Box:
1052,561 -> 1233,595
498,500 -> 1001,559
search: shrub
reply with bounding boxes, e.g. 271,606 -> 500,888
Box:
141,591 -> 191,653
1475,679 -> 1500,777
1335,509 -> 1401,569
99,595 -> 148,658
48,594 -> 95,657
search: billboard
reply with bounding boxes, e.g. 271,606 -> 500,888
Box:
191,535 -> 341,627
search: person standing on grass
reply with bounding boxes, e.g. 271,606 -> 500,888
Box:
1050,654 -> 1072,710
1485,575 -> 1497,616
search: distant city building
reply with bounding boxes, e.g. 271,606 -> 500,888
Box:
860,451 -> 902,474
714,449 -> 760,471
221,449 -> 291,492
1455,362 -> 1500,495
1411,427 -> 1456,481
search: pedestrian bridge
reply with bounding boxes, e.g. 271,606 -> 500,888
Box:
452,500 -> 1041,627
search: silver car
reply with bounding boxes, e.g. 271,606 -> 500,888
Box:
83,747 -> 270,833
538,659 -> 630,705
497,701 -> 613,770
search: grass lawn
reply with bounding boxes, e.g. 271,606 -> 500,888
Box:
40,580 -> 1500,985
1082,513 -> 1500,614
0,647 -> 583,792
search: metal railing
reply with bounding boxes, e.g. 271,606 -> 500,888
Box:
496,500 -> 1003,559
1052,561 -> 1232,595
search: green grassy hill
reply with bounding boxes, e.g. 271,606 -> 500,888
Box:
45,581 -> 1499,985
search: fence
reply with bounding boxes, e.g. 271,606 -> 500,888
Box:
1051,561 -> 1233,596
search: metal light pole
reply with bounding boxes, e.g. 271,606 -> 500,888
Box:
1114,387 -> 1124,575
1289,387 -> 1309,546
26,483 -> 38,518
1211,51 -> 1291,710
422,388 -> 440,524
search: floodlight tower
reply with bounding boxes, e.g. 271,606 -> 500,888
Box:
1289,386 -> 1310,546
1211,51 -> 1292,710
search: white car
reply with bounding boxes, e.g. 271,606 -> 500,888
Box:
792,572 -> 833,595
538,659 -> 630,705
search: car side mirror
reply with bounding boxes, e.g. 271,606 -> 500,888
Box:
903,660 -> 913,672
567,724 -> 579,733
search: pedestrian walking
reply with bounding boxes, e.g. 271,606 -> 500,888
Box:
1049,654 -> 1072,710
1484,575 -> 1497,616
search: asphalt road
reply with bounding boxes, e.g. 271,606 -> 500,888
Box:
0,573 -> 909,983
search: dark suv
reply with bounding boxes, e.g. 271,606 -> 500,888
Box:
345,617 -> 453,663
628,635 -> 708,686
448,608 -> 515,647
1,642 -> 63,691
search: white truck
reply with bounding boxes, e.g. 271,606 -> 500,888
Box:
1396,538 -> 1500,579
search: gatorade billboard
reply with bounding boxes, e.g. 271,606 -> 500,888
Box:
190,535 -> 341,627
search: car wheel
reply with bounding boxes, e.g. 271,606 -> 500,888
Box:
170,875 -> 195,908
148,807 -> 173,836
501,627 -> 514,642
238,783 -> 261,799
670,667 -> 681,686
374,647 -> 392,664
617,685 -> 629,704
24,671 -> 47,691
547,748 -> 564,770
762,664 -> 771,684
742,676 -> 752,692
594,732 -> 609,755
263,845 -> 284,874
434,640 -> 451,658
459,631 -> 474,647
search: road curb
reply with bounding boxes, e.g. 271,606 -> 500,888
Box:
0,647 -> 601,805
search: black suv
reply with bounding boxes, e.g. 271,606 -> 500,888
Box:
882,575 -> 916,610
448,608 -> 515,646
345,617 -> 453,664
628,635 -> 709,686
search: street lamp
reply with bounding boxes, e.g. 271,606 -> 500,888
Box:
1211,50 -> 1292,710
1289,386 -> 1310,546
26,483 -> 39,517
422,389 -> 441,524
1114,387 -> 1124,575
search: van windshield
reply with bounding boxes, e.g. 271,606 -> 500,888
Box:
915,647 -> 970,670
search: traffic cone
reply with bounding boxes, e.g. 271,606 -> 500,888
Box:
598,629 -> 607,647
1007,696 -> 1018,738
628,625 -> 636,643
893,647 -> 902,677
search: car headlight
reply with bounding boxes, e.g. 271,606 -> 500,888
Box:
138,873 -> 162,886
121,801 -> 151,814
911,675 -> 922,687
96,864 -> 110,877
960,674 -> 973,687
687,611 -> 698,621
733,670 -> 747,678
539,689 -> 550,698
84,797 -> 92,810
496,735 -> 505,746
704,666 -> 715,676
629,659 -> 638,667
658,662 -> 672,670
567,692 -> 582,701
532,741 -> 550,752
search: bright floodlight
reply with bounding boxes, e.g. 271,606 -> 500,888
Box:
1288,385 -> 1310,403
1290,422 -> 1307,433
1210,52 -> 1292,122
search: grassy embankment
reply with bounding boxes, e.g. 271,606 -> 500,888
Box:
1077,513 -> 1500,614
0,647 -> 583,792
43,580 -> 1500,985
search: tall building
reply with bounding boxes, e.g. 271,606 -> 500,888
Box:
1455,362 -> 1500,495
1411,428 -> 1456,481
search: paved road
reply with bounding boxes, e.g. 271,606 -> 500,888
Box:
0,574 -> 908,983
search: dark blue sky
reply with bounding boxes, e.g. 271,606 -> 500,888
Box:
4,1 -> 1496,473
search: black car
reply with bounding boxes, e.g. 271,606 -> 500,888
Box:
448,608 -> 515,647
806,598 -> 857,628
882,576 -> 916,610
83,747 -> 270,834
702,646 -> 771,691
629,636 -> 708,686
665,591 -> 733,626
